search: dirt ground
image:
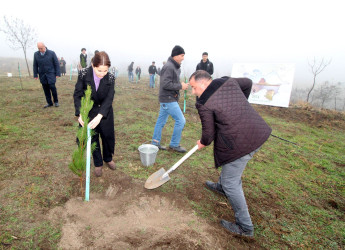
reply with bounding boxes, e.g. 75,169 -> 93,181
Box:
48,171 -> 248,249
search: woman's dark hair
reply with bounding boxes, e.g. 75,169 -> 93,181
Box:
92,51 -> 111,67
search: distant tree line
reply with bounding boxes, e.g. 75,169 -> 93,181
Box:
291,81 -> 345,111
290,57 -> 345,111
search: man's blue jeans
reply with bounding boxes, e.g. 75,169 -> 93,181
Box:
152,102 -> 185,147
149,74 -> 155,88
217,148 -> 259,232
128,72 -> 133,82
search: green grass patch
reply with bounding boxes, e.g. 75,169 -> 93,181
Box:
0,77 -> 344,248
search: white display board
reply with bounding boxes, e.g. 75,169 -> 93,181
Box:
231,63 -> 295,107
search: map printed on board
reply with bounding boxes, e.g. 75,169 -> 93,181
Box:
231,63 -> 295,107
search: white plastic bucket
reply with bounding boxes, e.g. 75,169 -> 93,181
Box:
138,144 -> 159,167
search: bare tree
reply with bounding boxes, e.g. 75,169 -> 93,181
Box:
312,82 -> 334,109
0,16 -> 37,77
306,57 -> 331,103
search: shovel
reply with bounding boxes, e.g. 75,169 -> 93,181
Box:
145,145 -> 198,189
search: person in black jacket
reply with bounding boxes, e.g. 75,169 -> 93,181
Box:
148,61 -> 158,88
196,52 -> 214,76
189,70 -> 271,237
128,62 -> 134,82
60,57 -> 66,76
33,42 -> 61,108
73,51 -> 116,177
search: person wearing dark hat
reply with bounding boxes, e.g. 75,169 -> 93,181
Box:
148,61 -> 158,88
151,45 -> 189,153
196,52 -> 214,76
80,48 -> 87,69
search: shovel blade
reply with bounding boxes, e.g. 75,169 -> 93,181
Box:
144,168 -> 171,189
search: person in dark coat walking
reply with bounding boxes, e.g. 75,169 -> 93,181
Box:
60,57 -> 66,76
148,61 -> 158,88
196,52 -> 214,76
73,51 -> 116,177
128,62 -> 134,82
33,42 -> 61,108
189,70 -> 272,237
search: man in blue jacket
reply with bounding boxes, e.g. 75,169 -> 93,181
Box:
33,42 -> 60,108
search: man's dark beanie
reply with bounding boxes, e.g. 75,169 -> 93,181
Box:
202,52 -> 208,56
171,45 -> 185,57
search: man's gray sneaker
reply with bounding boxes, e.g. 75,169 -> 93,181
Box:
152,143 -> 167,150
169,145 -> 187,153
220,219 -> 254,237
205,181 -> 226,197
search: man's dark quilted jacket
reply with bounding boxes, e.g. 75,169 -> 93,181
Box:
196,77 -> 272,168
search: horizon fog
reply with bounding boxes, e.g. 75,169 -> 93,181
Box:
1,0 -> 344,88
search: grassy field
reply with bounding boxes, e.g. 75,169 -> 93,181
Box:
0,76 -> 344,249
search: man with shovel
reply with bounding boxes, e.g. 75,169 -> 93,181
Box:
189,70 -> 272,237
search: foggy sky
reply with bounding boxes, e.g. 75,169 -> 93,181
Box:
1,0 -> 344,87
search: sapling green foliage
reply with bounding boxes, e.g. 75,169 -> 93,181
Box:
69,85 -> 96,179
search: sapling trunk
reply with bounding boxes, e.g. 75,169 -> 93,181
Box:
183,76 -> 188,113
69,85 -> 96,197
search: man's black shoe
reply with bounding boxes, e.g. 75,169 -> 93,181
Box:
205,181 -> 226,197
44,104 -> 53,108
169,145 -> 187,153
220,220 -> 254,237
54,102 -> 59,107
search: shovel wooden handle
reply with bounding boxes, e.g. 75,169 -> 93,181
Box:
162,145 -> 198,179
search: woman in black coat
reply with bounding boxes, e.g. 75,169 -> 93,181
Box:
73,51 -> 116,177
